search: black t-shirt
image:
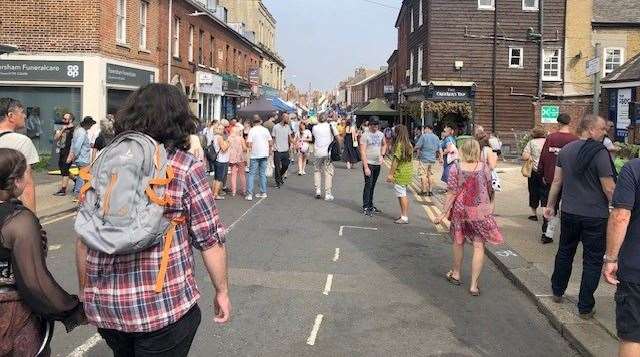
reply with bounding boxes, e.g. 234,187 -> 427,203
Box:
58,126 -> 74,155
613,159 -> 640,283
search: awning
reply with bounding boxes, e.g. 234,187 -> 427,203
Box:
237,97 -> 280,119
271,97 -> 296,113
354,98 -> 398,117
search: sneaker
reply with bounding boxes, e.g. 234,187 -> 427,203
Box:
298,172 -> 303,176
541,235 -> 554,244
325,193 -> 334,201
371,206 -> 383,214
256,193 -> 267,198
315,191 -> 322,199
579,310 -> 595,320
394,217 -> 409,224
302,170 -> 307,175
245,194 -> 253,201
364,208 -> 374,217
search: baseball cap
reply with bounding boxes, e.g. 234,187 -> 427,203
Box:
369,116 -> 380,126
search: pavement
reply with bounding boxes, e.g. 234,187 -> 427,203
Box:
407,160 -> 620,357
34,171 -> 78,219
37,160 -> 577,356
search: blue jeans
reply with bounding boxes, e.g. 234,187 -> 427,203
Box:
247,157 -> 268,195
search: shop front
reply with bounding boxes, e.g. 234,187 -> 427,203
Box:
222,74 -> 252,119
196,71 -> 223,123
0,59 -> 84,153
105,63 -> 156,115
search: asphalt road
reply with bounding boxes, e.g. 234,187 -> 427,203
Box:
42,161 -> 578,357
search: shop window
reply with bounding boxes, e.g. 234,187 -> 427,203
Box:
188,25 -> 194,63
418,0 -> 423,27
604,48 -> 624,75
417,46 -> 423,83
210,36 -> 215,67
410,7 -> 414,33
116,0 -> 127,44
409,51 -> 414,85
199,30 -> 205,65
478,0 -> 495,10
542,48 -> 561,81
172,17 -> 180,58
139,1 -> 148,50
509,47 -> 523,68
523,0 -> 539,11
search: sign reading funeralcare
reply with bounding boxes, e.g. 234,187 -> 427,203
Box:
106,63 -> 155,87
0,60 -> 83,82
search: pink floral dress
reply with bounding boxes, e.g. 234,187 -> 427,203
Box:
447,163 -> 503,245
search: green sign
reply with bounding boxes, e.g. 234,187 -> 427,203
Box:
541,105 -> 560,123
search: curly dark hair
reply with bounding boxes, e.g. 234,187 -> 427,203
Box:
0,148 -> 27,201
114,83 -> 196,152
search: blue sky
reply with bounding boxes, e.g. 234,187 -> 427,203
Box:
262,0 -> 399,91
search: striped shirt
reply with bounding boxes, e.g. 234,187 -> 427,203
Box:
82,150 -> 226,332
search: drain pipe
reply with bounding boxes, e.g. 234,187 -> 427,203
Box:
167,0 -> 173,82
537,0 -> 544,100
491,0 -> 498,133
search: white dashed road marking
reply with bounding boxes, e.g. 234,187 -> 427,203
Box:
333,248 -> 340,262
323,274 -> 333,296
338,225 -> 378,236
66,333 -> 102,357
306,314 -> 324,346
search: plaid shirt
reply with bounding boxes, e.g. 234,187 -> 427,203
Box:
82,151 -> 225,332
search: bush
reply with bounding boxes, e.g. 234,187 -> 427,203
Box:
33,153 -> 51,172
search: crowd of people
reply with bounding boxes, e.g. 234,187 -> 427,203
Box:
3,85 -> 640,356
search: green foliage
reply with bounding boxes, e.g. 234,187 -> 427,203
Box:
616,142 -> 640,160
517,133 -> 532,154
33,153 -> 51,172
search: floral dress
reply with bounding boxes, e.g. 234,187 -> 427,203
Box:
447,163 -> 503,245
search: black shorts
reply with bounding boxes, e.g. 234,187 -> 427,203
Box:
616,280 -> 640,342
58,154 -> 72,177
214,161 -> 229,182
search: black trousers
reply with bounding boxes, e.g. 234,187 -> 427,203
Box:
551,213 -> 607,313
274,151 -> 290,185
528,170 -> 544,210
99,304 -> 201,357
363,164 -> 381,209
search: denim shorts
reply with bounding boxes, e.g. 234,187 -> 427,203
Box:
394,184 -> 407,197
214,161 -> 229,182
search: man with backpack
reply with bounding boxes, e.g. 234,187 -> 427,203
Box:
75,84 -> 229,357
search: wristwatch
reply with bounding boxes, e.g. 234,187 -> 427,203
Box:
603,254 -> 618,263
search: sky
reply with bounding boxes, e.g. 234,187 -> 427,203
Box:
262,0 -> 399,91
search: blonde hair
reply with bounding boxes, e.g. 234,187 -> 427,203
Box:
212,123 -> 225,135
459,138 -> 481,163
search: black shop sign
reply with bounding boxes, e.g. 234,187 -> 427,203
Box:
426,86 -> 473,101
0,60 -> 84,82
106,63 -> 155,87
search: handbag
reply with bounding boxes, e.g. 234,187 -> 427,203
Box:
328,126 -> 342,162
521,141 -> 535,177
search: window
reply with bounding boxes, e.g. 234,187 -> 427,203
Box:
410,7 -> 414,32
417,46 -> 423,83
478,0 -> 495,10
509,47 -> 523,68
139,1 -> 148,49
188,25 -> 194,62
210,36 -> 215,67
116,0 -> 127,43
604,48 -> 624,75
522,0 -> 539,11
409,50 -> 414,84
542,48 -> 561,81
418,0 -> 423,26
172,17 -> 180,58
199,30 -> 205,64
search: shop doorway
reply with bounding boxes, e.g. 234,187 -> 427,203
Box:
107,89 -> 133,116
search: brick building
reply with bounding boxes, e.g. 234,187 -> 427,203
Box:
0,0 -> 271,154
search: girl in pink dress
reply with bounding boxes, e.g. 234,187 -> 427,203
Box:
228,127 -> 247,196
436,139 -> 503,296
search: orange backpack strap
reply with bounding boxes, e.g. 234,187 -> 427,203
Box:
154,216 -> 186,293
78,167 -> 93,201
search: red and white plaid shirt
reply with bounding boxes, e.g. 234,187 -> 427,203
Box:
82,151 -> 225,332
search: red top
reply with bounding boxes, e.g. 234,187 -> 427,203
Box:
538,131 -> 578,184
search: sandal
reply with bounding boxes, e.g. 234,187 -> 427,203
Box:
446,271 -> 461,286
469,288 -> 481,297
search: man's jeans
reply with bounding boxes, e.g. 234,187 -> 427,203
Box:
273,151 -> 290,185
551,212 -> 607,313
363,164 -> 381,209
247,157 -> 268,195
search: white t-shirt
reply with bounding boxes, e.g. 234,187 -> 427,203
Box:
213,135 -> 230,163
247,125 -> 272,159
0,131 -> 40,165
312,122 -> 334,158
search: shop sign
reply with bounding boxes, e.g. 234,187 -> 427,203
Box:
248,68 -> 260,85
617,88 -> 632,131
541,105 -> 560,123
426,86 -> 470,101
106,63 -> 155,87
196,71 -> 223,95
0,60 -> 83,82
586,57 -> 601,77
384,85 -> 395,94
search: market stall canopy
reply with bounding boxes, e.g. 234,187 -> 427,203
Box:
354,98 -> 398,116
237,97 -> 280,119
271,97 -> 296,113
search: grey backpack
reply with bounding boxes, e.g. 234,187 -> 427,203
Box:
74,131 -> 179,292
